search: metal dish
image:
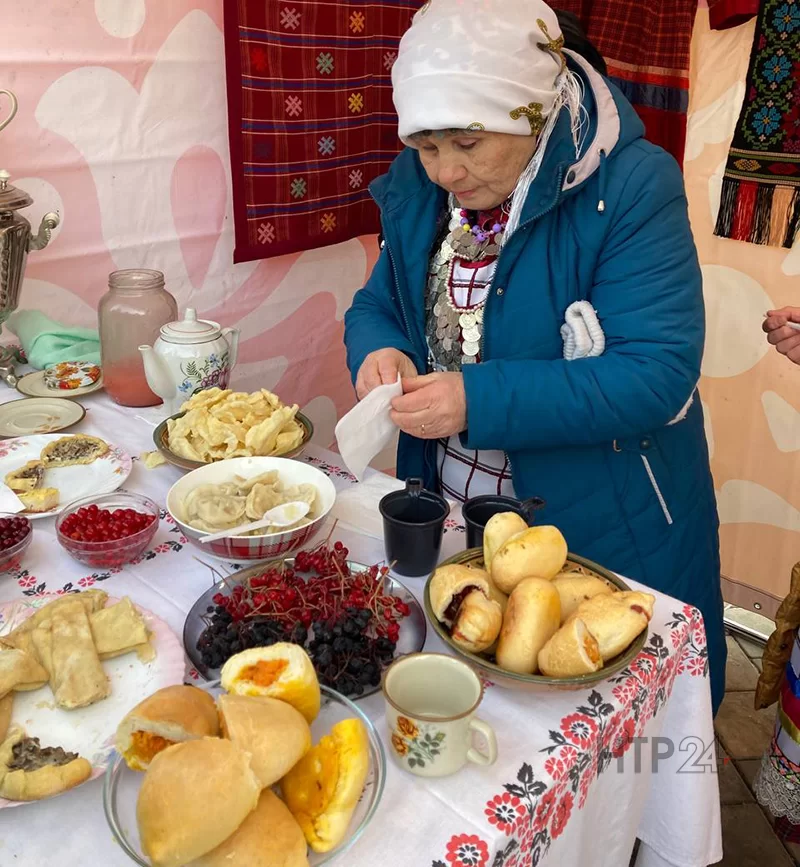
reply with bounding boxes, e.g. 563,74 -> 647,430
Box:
103,683 -> 386,866
184,558 -> 427,698
153,409 -> 313,471
423,548 -> 648,692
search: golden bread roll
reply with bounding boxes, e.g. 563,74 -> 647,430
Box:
221,643 -> 320,723
450,590 -> 503,653
615,591 -> 656,621
567,591 -> 655,661
218,693 -> 311,788
538,618 -> 603,677
116,685 -> 220,772
496,578 -> 561,675
429,564 -> 491,624
482,512 -> 528,573
138,737 -> 260,867
282,718 -> 369,854
484,572 -> 509,613
0,726 -> 91,801
490,526 -> 568,594
189,790 -> 309,867
551,574 -> 614,623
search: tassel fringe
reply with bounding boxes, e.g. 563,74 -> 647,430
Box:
715,177 -> 800,249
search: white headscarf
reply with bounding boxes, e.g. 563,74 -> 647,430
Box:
391,0 -> 586,238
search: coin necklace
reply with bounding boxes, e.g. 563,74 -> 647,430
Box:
426,201 -> 508,371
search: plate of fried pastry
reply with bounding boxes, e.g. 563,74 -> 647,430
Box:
0,433 -> 133,518
0,589 -> 185,806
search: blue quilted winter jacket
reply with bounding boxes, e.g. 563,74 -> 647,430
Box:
344,55 -> 726,713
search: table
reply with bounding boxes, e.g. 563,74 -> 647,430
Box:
0,390 -> 723,867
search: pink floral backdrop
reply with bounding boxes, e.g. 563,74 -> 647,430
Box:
1,1 -> 379,457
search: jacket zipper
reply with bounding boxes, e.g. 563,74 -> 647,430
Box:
641,455 -> 674,526
481,167 -> 566,478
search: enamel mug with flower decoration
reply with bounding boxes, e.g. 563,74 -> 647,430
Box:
382,653 -> 497,778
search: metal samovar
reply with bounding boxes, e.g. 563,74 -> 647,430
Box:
0,90 -> 60,386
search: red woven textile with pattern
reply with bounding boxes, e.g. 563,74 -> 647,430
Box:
555,0 -> 696,164
224,0 -> 423,262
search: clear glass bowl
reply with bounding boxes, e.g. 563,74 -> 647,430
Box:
103,684 -> 387,866
0,513 -> 32,574
56,492 -> 160,568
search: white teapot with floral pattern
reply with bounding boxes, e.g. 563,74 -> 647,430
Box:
139,308 -> 239,414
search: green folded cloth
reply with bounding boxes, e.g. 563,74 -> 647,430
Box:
5,310 -> 100,370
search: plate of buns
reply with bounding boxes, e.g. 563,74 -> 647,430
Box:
424,514 -> 653,691
104,642 -> 385,867
0,433 -> 133,517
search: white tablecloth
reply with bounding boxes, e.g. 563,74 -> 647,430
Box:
0,390 -> 723,867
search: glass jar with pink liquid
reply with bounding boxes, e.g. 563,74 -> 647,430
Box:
98,270 -> 178,407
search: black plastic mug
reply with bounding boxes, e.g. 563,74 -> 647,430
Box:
462,494 -> 546,550
379,478 -> 449,577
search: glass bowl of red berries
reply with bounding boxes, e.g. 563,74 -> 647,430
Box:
0,514 -> 32,574
56,492 -> 160,568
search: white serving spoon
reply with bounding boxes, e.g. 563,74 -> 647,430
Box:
199,501 -> 311,543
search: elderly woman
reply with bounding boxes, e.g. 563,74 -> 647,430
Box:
344,0 -> 725,712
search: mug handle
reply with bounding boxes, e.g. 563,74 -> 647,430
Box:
466,718 -> 498,767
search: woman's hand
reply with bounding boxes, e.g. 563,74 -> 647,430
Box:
390,372 -> 467,439
355,349 -> 418,399
763,307 -> 800,365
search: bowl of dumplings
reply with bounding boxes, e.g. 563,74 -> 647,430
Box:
166,457 -> 336,561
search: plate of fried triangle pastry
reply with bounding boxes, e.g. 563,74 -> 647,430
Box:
0,589 -> 185,806
0,433 -> 133,518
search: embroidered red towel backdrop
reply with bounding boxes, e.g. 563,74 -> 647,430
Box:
555,0 -> 697,165
224,0 -> 425,262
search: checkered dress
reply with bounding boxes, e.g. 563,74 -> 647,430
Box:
425,215 -> 516,503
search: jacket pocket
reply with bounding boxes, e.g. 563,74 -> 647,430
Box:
612,434 -> 675,527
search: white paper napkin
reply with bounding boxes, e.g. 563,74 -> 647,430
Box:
328,473 -> 406,538
335,375 -> 403,481
0,483 -> 26,514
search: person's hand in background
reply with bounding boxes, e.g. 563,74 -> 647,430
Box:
763,307 -> 800,365
355,348 -> 418,399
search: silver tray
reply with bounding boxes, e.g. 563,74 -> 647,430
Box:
184,558 -> 427,700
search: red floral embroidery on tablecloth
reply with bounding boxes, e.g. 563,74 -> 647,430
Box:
485,793 -> 528,835
303,454 -> 357,482
560,712 -> 598,749
443,834 -> 489,867
612,676 -> 639,704
543,746 -> 576,781
550,792 -> 574,840
533,788 -> 558,832
78,575 -> 96,587
432,604 -> 710,867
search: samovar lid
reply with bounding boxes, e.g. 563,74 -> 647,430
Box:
0,170 -> 33,212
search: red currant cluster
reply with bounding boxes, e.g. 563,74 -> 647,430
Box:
210,541 -> 410,643
60,505 -> 157,543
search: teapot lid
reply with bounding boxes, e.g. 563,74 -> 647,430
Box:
0,170 -> 33,212
160,308 -> 221,344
